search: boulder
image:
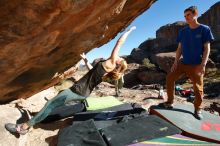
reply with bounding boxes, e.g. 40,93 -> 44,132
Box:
151,52 -> 176,73
152,52 -> 216,73
137,70 -> 166,84
130,48 -> 149,64
123,63 -> 141,88
0,0 -> 156,103
198,1 -> 220,40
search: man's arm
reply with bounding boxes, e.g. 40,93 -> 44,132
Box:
201,42 -> 210,66
171,43 -> 182,72
196,42 -> 211,75
80,53 -> 93,70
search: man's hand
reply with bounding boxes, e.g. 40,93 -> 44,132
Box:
171,61 -> 178,72
195,64 -> 205,76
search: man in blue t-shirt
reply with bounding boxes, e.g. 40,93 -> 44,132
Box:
159,6 -> 214,120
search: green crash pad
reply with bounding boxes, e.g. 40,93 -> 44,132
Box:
86,96 -> 123,111
150,103 -> 220,144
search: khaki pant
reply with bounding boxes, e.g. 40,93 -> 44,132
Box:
166,63 -> 204,110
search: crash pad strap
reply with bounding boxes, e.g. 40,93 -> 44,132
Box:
72,103 -> 146,121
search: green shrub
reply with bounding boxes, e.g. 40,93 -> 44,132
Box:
142,58 -> 155,69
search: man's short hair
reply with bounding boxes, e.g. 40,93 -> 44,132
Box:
184,6 -> 198,14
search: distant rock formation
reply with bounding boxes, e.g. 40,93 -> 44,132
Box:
130,21 -> 187,64
198,2 -> 220,63
199,2 -> 220,40
0,0 -> 156,103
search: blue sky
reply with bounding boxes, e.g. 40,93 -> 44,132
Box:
85,0 -> 219,62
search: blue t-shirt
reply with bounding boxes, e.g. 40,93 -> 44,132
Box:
177,24 -> 214,64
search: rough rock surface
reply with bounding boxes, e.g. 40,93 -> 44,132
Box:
199,2 -> 220,66
0,0 -> 156,103
123,63 -> 141,87
130,21 -> 186,63
152,52 -> 216,73
137,70 -> 166,84
199,2 -> 220,40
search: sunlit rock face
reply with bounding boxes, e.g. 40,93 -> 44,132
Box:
0,0 -> 156,103
198,2 -> 220,64
130,21 -> 187,63
199,1 -> 220,40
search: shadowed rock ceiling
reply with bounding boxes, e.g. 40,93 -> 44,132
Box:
0,0 -> 156,103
